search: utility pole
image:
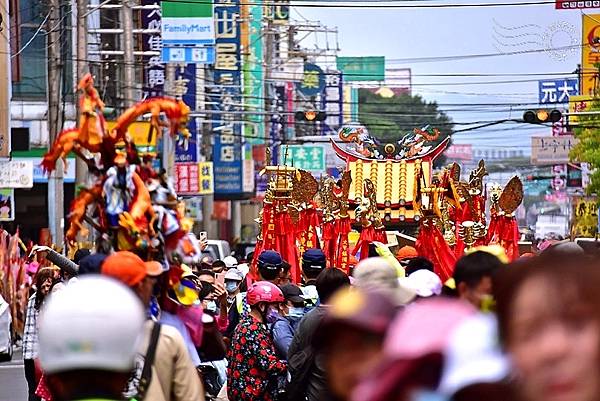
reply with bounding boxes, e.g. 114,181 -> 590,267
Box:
121,0 -> 135,108
0,0 -> 11,160
47,0 -> 65,247
75,0 -> 89,189
163,64 -> 175,178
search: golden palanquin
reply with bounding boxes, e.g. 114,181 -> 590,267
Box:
332,138 -> 450,222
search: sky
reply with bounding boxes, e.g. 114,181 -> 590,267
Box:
292,0 -> 586,155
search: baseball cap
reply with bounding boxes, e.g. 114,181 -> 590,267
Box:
101,251 -> 163,287
223,255 -> 238,268
551,241 -> 585,255
167,265 -> 200,306
396,246 -> 418,261
200,255 -> 214,269
352,299 -> 476,401
316,288 -> 397,349
38,276 -> 145,373
353,257 -> 417,305
353,257 -> 416,305
225,268 -> 244,282
464,245 -> 509,264
73,248 -> 91,264
403,269 -> 442,297
439,314 -> 510,396
302,248 -> 326,270
258,250 -> 283,268
280,283 -> 305,304
78,253 -> 107,276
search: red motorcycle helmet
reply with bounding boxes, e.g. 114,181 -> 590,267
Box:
247,281 -> 285,305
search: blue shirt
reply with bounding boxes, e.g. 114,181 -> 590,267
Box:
160,311 -> 201,366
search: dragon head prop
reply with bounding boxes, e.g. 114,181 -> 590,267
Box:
168,100 -> 191,140
77,73 -> 94,91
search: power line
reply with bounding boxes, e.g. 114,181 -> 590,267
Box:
163,0 -> 556,9
11,11 -> 51,59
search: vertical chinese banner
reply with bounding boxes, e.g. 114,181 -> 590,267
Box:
322,70 -> 342,136
243,0 -> 264,144
141,0 -> 165,98
572,197 -> 599,238
174,64 -> 198,163
174,162 -> 200,195
198,162 -> 214,195
0,0 -> 10,158
212,0 -> 244,197
582,14 -> 600,96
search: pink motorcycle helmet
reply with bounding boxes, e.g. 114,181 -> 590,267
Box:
247,281 -> 284,305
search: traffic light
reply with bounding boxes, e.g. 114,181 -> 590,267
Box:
295,110 -> 326,122
523,109 -> 562,124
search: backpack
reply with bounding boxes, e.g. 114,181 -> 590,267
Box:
125,322 -> 161,401
286,345 -> 315,401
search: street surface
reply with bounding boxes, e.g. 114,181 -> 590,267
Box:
0,348 -> 28,401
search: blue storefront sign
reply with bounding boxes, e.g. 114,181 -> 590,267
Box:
211,0 -> 244,197
161,46 -> 215,64
296,63 -> 326,97
174,64 -> 198,163
539,78 -> 579,104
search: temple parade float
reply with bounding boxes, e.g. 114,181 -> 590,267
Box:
41,75 -> 523,284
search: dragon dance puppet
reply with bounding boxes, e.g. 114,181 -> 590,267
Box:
42,74 -> 201,266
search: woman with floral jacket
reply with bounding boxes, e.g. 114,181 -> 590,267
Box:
227,281 -> 287,401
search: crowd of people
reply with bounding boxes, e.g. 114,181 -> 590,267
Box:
17,238 -> 600,401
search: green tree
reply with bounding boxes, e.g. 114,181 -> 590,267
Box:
357,89 -> 454,150
570,99 -> 600,195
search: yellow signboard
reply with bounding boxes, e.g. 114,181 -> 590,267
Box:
569,95 -> 592,125
582,14 -> 600,96
106,121 -> 156,151
572,197 -> 598,238
198,161 -> 214,195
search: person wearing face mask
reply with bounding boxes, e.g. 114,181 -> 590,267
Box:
200,280 -> 230,333
453,249 -> 504,310
227,281 -> 287,401
271,284 -> 306,359
222,268 -> 246,339
225,268 -> 244,302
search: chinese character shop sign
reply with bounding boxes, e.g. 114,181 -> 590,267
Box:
212,0 -> 244,197
281,145 -> 325,172
173,65 -> 198,163
174,163 -> 199,195
0,160 -> 33,188
538,79 -> 579,104
142,0 -> 165,98
296,63 -> 326,97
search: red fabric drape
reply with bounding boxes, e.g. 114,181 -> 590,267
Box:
296,210 -> 308,258
352,226 -> 376,261
488,215 -> 520,261
262,203 -> 276,251
250,202 -> 274,280
416,223 -> 457,283
322,221 -> 336,267
275,211 -> 300,283
375,227 -> 387,244
249,238 -> 263,281
305,207 -> 321,250
336,217 -> 352,273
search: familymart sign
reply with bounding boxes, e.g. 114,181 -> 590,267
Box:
161,0 -> 215,46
